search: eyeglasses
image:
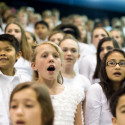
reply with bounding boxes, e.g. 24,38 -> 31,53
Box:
106,60 -> 125,67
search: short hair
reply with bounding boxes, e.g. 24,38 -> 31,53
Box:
31,41 -> 63,84
99,49 -> 125,100
54,23 -> 82,41
10,81 -> 54,125
0,34 -> 20,53
34,20 -> 49,30
48,30 -> 65,41
110,83 -> 125,117
93,37 -> 120,79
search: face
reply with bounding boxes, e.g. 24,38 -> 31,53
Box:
60,39 -> 79,66
35,24 -> 49,40
92,28 -> 108,48
110,30 -> 123,46
77,24 -> 87,40
10,88 -> 42,125
112,95 -> 125,125
100,41 -> 114,60
50,33 -> 64,45
5,24 -> 22,43
25,32 -> 34,46
106,52 -> 125,84
32,44 -> 62,81
0,41 -> 17,70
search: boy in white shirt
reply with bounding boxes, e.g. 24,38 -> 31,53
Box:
0,34 -> 31,124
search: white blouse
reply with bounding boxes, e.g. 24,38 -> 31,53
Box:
85,83 -> 112,125
51,86 -> 83,125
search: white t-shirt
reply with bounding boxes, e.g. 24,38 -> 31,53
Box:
63,73 -> 91,92
51,86 -> 83,125
85,83 -> 112,125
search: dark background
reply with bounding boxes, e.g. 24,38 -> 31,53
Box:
3,0 -> 125,20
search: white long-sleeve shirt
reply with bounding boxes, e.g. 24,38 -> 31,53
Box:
0,88 -> 9,125
85,83 -> 112,125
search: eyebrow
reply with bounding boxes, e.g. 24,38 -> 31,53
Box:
11,98 -> 36,103
119,105 -> 125,110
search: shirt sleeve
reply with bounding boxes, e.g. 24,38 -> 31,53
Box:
0,89 -> 9,125
85,84 -> 102,125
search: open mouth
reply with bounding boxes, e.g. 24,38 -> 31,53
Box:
47,65 -> 55,71
114,72 -> 121,75
66,58 -> 72,61
16,121 -> 25,125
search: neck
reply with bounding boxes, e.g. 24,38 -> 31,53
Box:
1,68 -> 15,76
113,82 -> 121,91
62,65 -> 75,78
37,77 -> 64,95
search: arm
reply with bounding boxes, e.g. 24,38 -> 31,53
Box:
74,102 -> 82,125
85,84 -> 102,125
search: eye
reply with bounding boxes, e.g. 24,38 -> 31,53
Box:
15,30 -> 21,33
108,60 -> 116,66
10,104 -> 17,109
119,61 -> 125,66
25,104 -> 33,108
6,48 -> 12,52
100,47 -> 104,52
62,48 -> 68,52
94,35 -> 98,38
71,49 -> 77,53
53,53 -> 59,58
101,34 -> 106,37
106,46 -> 113,51
6,29 -> 12,33
42,54 -> 47,58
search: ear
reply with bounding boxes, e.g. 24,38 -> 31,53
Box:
112,117 -> 117,125
31,62 -> 37,71
16,51 -> 22,61
78,53 -> 80,59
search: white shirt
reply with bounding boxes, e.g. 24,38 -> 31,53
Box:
0,70 -> 31,123
79,54 -> 96,82
14,57 -> 33,79
85,83 -> 112,125
0,88 -> 9,125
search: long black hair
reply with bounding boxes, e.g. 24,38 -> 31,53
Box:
99,49 -> 125,100
93,37 -> 120,79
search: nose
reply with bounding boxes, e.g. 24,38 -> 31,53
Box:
103,49 -> 108,55
0,50 -> 6,56
115,63 -> 120,69
99,35 -> 103,41
16,107 -> 24,116
67,50 -> 71,55
49,55 -> 54,63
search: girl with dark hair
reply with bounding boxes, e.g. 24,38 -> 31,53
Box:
79,27 -> 109,81
92,37 -> 120,84
85,49 -> 125,125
